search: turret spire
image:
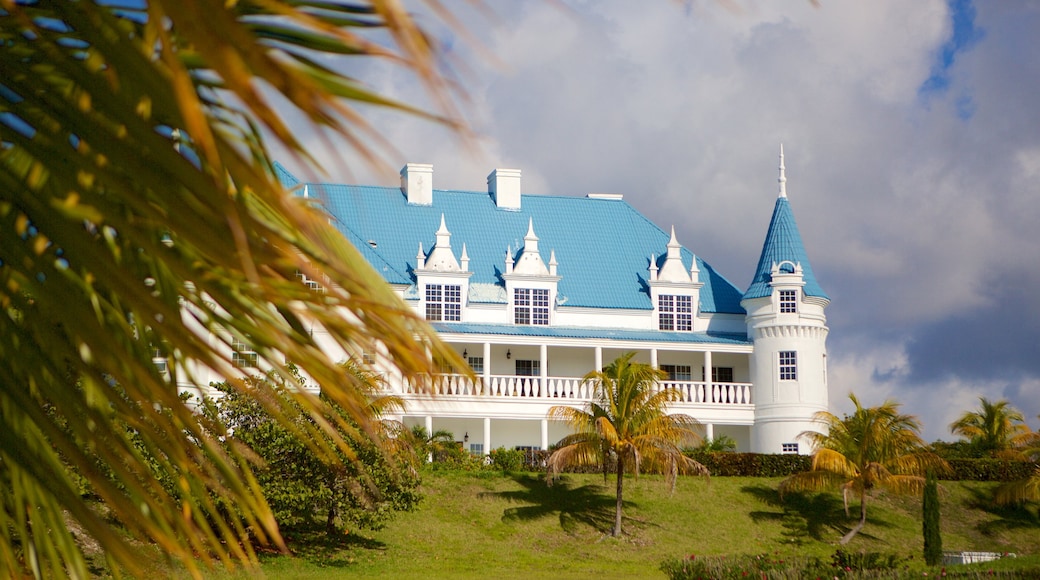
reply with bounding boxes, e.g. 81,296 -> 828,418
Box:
778,143 -> 787,199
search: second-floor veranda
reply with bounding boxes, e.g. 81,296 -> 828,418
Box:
394,322 -> 756,414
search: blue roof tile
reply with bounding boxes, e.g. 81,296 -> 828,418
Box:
279,167 -> 747,314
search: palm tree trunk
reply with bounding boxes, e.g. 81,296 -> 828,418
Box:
840,490 -> 868,545
613,456 -> 624,537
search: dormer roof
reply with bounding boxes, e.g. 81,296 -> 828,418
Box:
655,225 -> 694,283
422,214 -> 463,272
511,218 -> 551,276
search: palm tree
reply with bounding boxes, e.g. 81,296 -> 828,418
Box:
779,393 -> 949,545
950,397 -> 1035,458
1,2 -> 464,577
993,414 -> 1040,506
545,352 -> 709,537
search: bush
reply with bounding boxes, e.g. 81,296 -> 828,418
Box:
660,550 -> 915,579
660,552 -> 831,579
488,447 -> 525,472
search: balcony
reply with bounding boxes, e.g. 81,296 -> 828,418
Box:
401,374 -> 753,406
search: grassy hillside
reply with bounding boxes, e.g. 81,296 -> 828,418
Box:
223,470 -> 1038,579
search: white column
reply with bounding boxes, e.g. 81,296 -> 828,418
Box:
705,422 -> 714,442
425,415 -> 434,462
595,346 -> 603,372
541,419 -> 549,450
539,343 -> 548,397
704,350 -> 713,402
483,341 -> 491,396
539,344 -> 548,377
650,348 -> 658,369
483,417 -> 492,457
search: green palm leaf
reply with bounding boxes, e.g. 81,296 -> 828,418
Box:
1,1 -> 467,577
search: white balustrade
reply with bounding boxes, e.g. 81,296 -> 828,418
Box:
401,374 -> 751,406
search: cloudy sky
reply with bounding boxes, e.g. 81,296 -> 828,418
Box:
281,0 -> 1040,442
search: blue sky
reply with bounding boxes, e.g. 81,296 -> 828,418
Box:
280,0 -> 1040,442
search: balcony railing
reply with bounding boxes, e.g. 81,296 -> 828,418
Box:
402,374 -> 753,406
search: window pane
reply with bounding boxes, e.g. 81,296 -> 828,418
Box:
779,351 -> 797,380
712,367 -> 734,383
515,360 -> 540,376
661,364 -> 691,381
780,289 -> 797,313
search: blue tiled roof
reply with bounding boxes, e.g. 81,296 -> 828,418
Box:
274,162 -> 300,189
431,322 -> 751,345
743,196 -> 828,300
277,165 -> 747,314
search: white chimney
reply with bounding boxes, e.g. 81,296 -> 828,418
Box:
401,163 -> 433,205
488,168 -> 521,210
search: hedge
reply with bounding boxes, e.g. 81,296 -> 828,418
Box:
460,449 -> 1036,482
682,451 -> 812,477
944,458 -> 1037,482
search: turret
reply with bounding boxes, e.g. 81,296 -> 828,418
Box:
742,145 -> 830,454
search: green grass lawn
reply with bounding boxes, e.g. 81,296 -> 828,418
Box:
183,470 -> 1039,579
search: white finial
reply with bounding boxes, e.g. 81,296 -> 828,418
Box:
460,243 -> 469,272
525,217 -> 538,241
649,254 -> 658,281
549,249 -> 558,276
778,143 -> 787,198
416,242 -> 425,269
505,245 -> 514,274
303,184 -> 309,199
434,213 -> 452,249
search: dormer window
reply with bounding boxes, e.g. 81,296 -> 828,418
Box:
658,294 -> 692,331
514,288 -> 549,325
425,283 -> 461,321
779,289 -> 797,313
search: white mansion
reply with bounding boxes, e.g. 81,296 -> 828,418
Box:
195,148 -> 830,455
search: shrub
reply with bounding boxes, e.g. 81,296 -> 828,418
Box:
488,447 -> 525,472
660,552 -> 830,579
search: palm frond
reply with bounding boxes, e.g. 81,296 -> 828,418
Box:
994,467 -> 1040,505
0,1 -> 470,576
778,470 -> 848,497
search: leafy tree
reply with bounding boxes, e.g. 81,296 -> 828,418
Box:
0,1 -> 463,576
950,398 -> 1036,458
209,365 -> 421,536
779,393 -> 949,545
546,352 -> 709,537
922,470 -> 942,566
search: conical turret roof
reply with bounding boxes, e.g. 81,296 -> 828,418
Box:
743,148 -> 827,301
